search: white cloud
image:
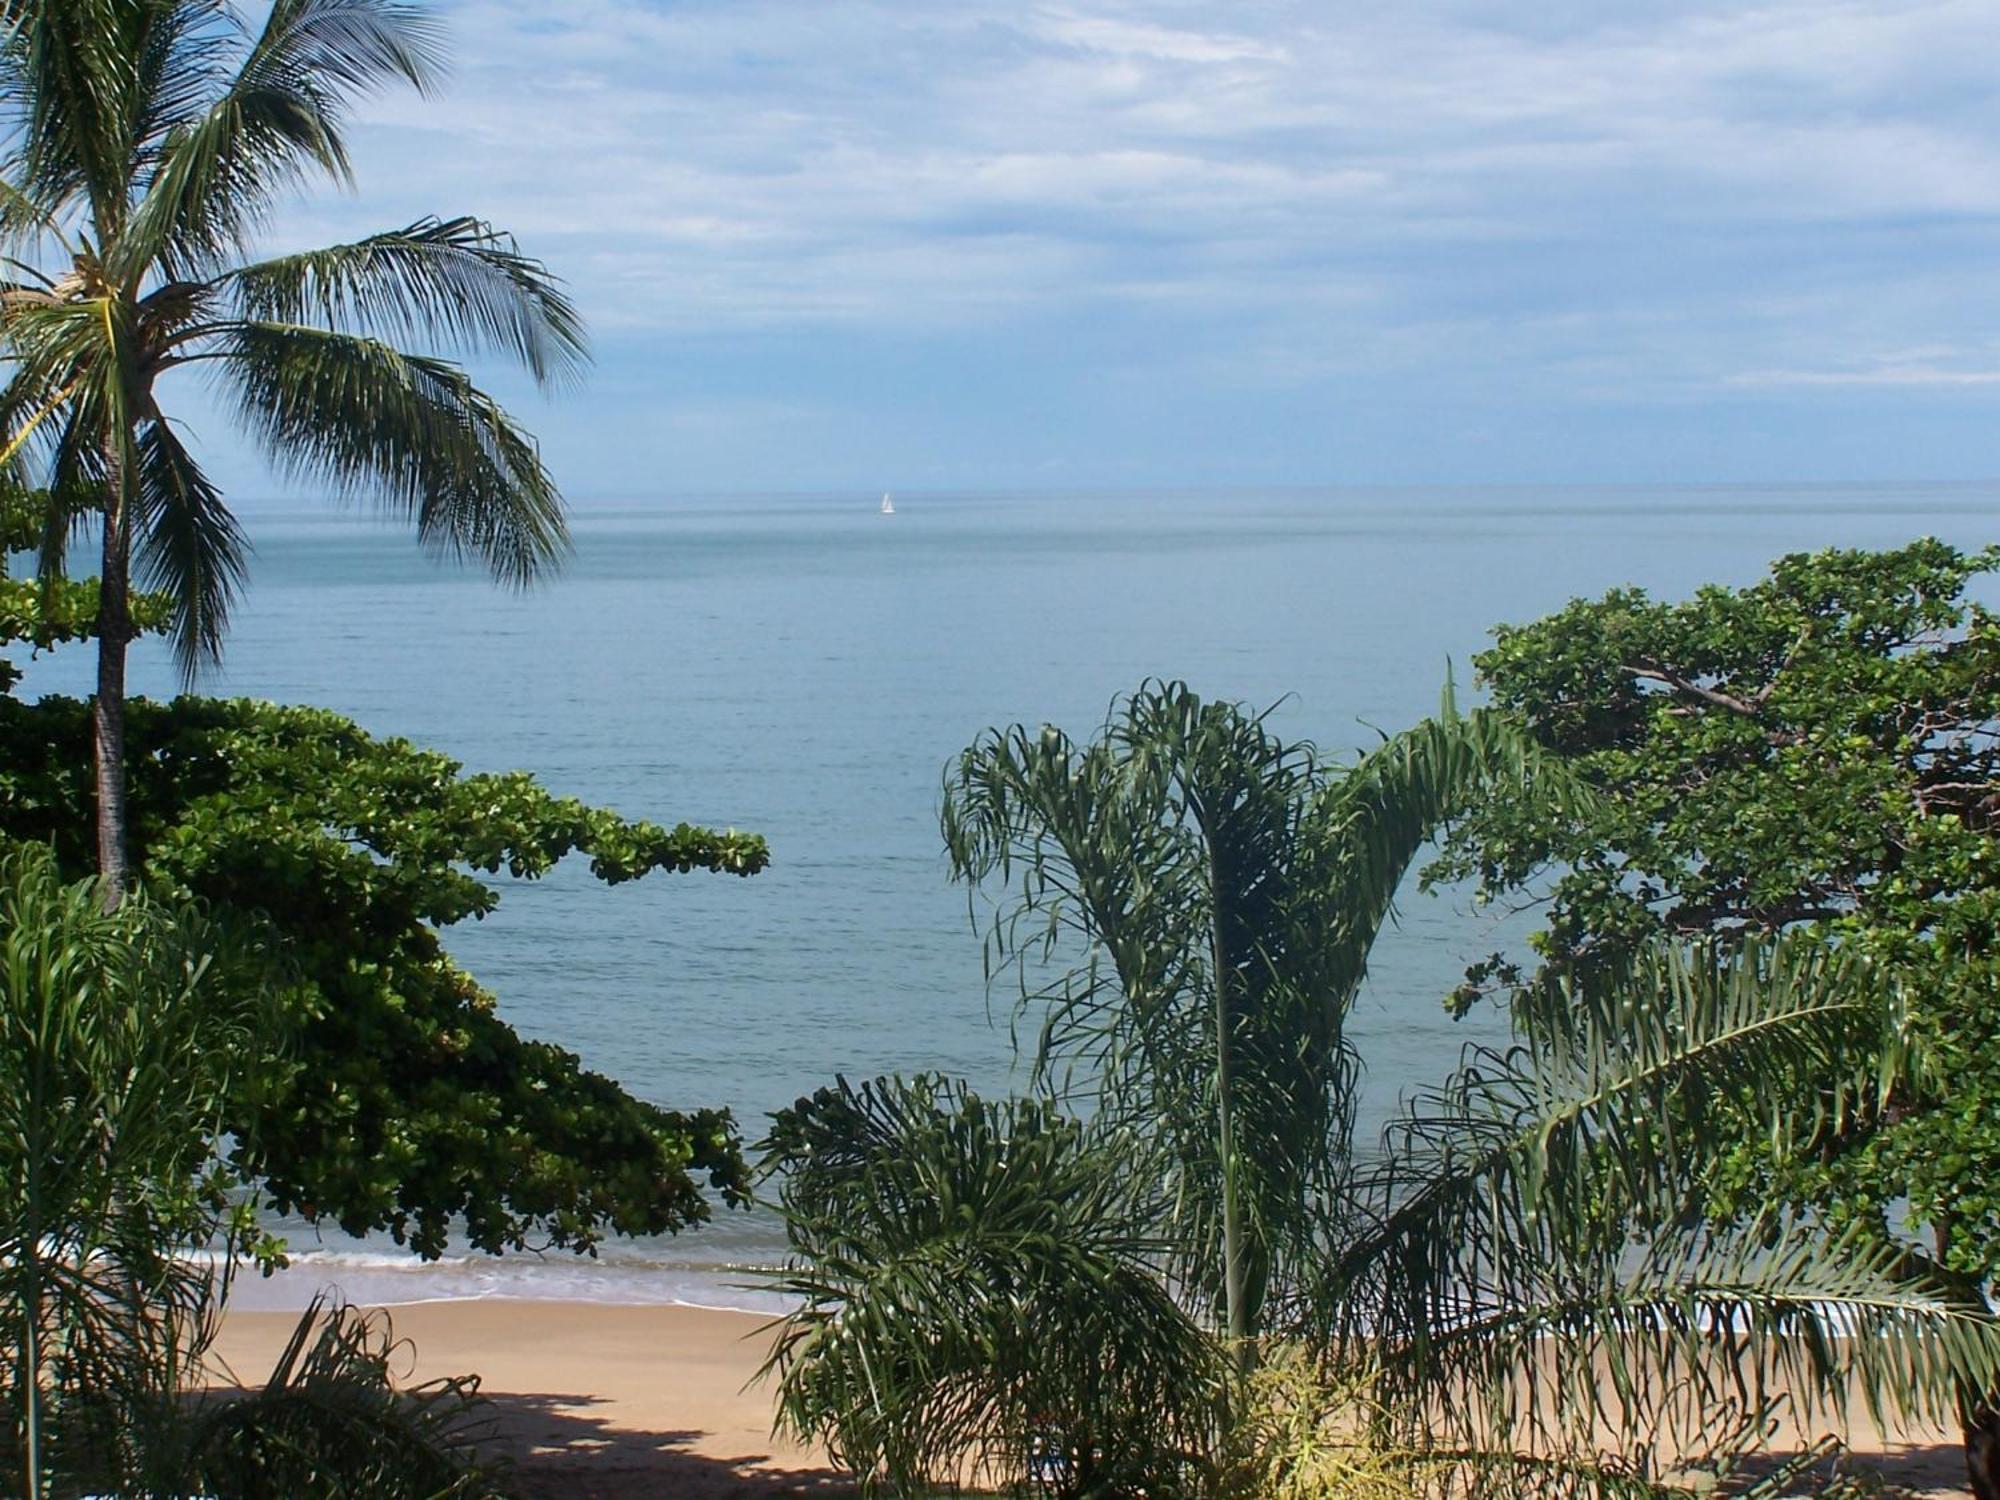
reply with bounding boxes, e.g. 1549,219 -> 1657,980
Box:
231,0 -> 2000,410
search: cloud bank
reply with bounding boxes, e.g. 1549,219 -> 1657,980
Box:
212,0 -> 2000,490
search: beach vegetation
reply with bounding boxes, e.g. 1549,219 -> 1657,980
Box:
1435,538 -> 2000,1486
0,0 -> 585,896
939,679 -> 1587,1355
760,1073 -> 1227,1499
0,847 -> 265,1498
168,1295 -> 508,1500
769,673 -> 2000,1498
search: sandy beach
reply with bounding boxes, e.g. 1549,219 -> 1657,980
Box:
210,1301 -> 846,1499
209,1299 -> 1977,1498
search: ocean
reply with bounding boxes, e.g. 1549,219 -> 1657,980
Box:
13,484 -> 1996,1310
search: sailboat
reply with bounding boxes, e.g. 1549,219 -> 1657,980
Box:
879,492 -> 895,515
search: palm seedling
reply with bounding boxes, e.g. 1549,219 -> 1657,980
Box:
758,1074 -> 1229,1499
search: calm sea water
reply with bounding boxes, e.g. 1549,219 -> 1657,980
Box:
14,485 -> 1997,1309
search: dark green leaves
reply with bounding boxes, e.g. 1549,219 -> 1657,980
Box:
759,1075 -> 1226,1499
0,690 -> 768,1258
1440,539 -> 2000,1279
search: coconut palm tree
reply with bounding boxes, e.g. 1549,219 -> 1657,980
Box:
940,679 -> 1589,1359
0,0 -> 586,894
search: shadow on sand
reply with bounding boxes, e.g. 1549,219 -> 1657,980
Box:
481,1390 -> 856,1500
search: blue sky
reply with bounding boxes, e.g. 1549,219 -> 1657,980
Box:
190,0 -> 2000,497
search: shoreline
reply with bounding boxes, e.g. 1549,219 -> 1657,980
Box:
209,1297 -> 1975,1500
211,1299 -> 838,1498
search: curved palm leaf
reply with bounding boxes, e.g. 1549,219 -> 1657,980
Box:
758,1074 -> 1227,1499
224,320 -> 567,585
225,216 -> 587,384
1324,931 -> 1978,1483
121,0 -> 444,276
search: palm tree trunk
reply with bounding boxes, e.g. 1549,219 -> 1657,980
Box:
1206,839 -> 1252,1370
93,442 -> 132,903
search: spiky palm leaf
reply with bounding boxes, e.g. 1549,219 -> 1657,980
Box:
758,1074 -> 1228,1499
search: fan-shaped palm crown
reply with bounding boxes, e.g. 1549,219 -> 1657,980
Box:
0,0 -> 587,889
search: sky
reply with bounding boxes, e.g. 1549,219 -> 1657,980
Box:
187,0 -> 2000,497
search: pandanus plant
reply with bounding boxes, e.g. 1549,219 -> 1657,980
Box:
0,0 -> 586,895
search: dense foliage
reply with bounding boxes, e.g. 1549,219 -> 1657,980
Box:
1434,539 -> 2000,1287
760,1074 -> 1227,1499
0,680 -> 768,1256
0,849 -> 262,1499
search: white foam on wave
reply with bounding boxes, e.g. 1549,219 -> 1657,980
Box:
217,1248 -> 796,1316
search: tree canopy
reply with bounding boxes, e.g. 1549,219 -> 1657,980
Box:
1434,538 -> 2000,1284
0,578 -> 769,1258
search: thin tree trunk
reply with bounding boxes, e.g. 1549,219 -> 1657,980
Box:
1929,1217 -> 2000,1500
93,444 -> 131,903
1206,837 -> 1251,1371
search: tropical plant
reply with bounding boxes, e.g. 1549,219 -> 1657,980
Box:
758,1074 -> 1229,1499
940,679 -> 1587,1353
0,679 -> 767,1256
1430,539 -> 2000,1490
1325,932 -> 2000,1494
0,846 -> 267,1500
0,561 -> 766,1255
168,1295 -> 509,1500
0,0 -> 587,893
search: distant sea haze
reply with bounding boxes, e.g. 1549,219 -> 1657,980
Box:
19,485 -> 1996,1308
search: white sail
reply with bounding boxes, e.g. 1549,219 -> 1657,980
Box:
880,492 -> 895,515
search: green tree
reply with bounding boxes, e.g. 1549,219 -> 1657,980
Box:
940,680 -> 1587,1357
1333,931 -> 2000,1492
759,1074 -> 1228,1499
0,0 -> 585,894
0,685 -> 768,1256
1432,538 -> 2000,1488
0,577 -> 770,1256
0,847 -> 266,1500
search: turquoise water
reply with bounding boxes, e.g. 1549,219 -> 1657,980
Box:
13,485 -> 1997,1308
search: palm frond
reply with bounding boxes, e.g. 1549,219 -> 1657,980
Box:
120,0 -> 443,274
226,217 -> 588,384
224,320 -> 568,585
0,0 -> 147,231
758,1075 -> 1226,1498
132,415 -> 246,681
1322,930 -> 1967,1479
